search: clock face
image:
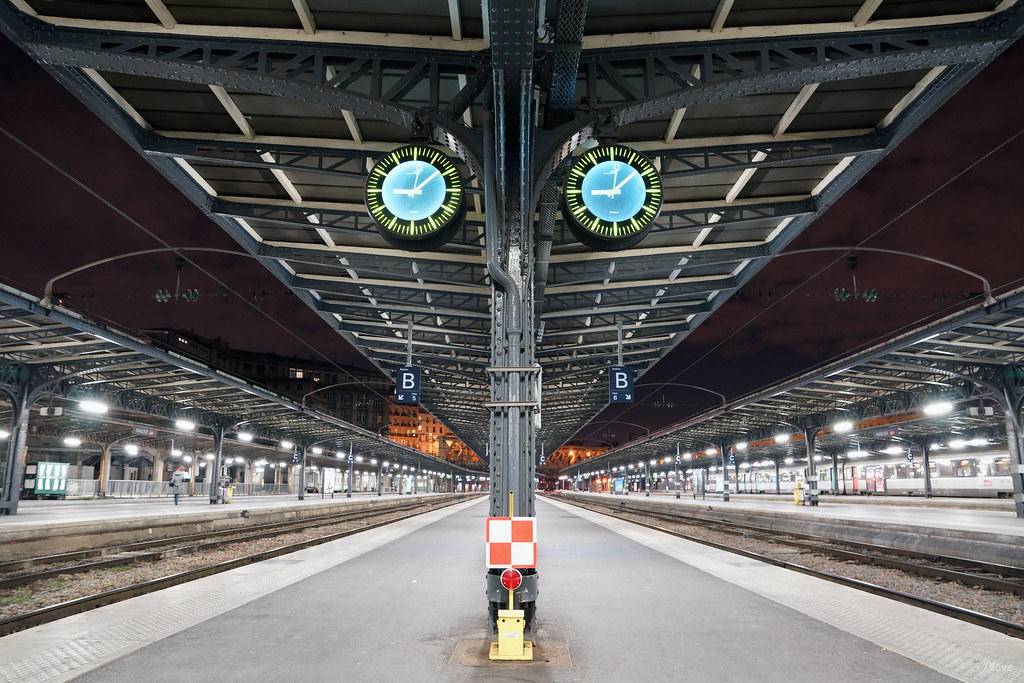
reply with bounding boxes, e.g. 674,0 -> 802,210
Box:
563,144 -> 662,250
365,145 -> 465,250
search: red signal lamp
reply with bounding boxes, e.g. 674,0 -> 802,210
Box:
500,567 -> 522,591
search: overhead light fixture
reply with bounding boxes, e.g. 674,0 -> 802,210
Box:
124,444 -> 139,456
183,455 -> 193,463
0,429 -> 9,440
311,446 -> 323,455
204,453 -> 215,461
171,448 -> 183,457
735,442 -> 748,451
63,436 -> 82,447
704,447 -> 717,456
832,420 -> 854,433
948,438 -> 967,449
883,445 -> 903,455
280,440 -> 294,450
967,437 -> 989,447
923,400 -> 954,417
337,451 -> 346,459
649,459 -> 657,466
370,458 -> 378,465
355,455 -> 363,462
174,419 -> 196,431
774,433 -> 790,444
237,432 -> 254,442
847,450 -> 867,458
683,452 -> 692,460
78,399 -> 109,415
784,457 -> 794,464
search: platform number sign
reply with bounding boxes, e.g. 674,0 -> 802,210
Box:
291,450 -> 302,465
728,452 -> 736,466
609,365 -> 634,403
395,366 -> 421,404
906,450 -> 913,463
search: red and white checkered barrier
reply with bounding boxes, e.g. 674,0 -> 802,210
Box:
486,516 -> 537,568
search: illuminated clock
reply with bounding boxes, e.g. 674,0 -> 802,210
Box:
562,144 -> 662,250
365,145 -> 465,250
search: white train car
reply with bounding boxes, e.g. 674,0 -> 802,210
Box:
694,451 -> 1014,499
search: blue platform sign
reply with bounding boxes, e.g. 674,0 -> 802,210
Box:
291,450 -> 302,465
395,366 -> 421,404
609,365 -> 634,403
728,452 -> 736,466
906,450 -> 913,463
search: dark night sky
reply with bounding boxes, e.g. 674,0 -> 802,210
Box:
1,37 -> 1022,444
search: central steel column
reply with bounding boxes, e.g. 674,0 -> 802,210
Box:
1002,383 -> 1024,517
774,458 -> 781,495
674,444 -> 681,499
831,451 -> 839,497
920,441 -> 933,498
803,427 -> 819,506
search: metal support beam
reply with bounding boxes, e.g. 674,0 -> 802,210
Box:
209,425 -> 225,504
0,379 -> 32,514
719,441 -> 730,502
803,427 -> 819,506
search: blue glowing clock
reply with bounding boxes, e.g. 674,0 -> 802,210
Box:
563,144 -> 662,250
365,145 -> 465,250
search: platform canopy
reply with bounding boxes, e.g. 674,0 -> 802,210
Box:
561,285 -> 1024,475
0,284 -> 480,473
2,0 -> 1022,459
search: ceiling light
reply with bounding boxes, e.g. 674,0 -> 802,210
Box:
371,458 -> 378,465
923,400 -> 954,417
311,446 -> 323,455
774,433 -> 790,444
124,444 -> 139,456
883,445 -> 903,455
704,447 -> 717,456
280,440 -> 294,450
784,457 -> 794,464
171,448 -> 183,457
948,438 -> 967,449
63,436 -> 82,447
237,432 -> 254,442
78,399 -> 109,415
174,419 -> 196,431
204,453 -> 215,461
735,442 -> 748,451
183,455 -> 193,463
832,420 -> 854,433
683,452 -> 692,460
355,455 -> 363,462
967,437 -> 989,447
649,459 -> 657,466
0,430 -> 8,440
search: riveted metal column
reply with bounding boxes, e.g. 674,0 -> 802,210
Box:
98,443 -> 112,497
347,441 -> 354,498
486,0 -> 538,521
831,451 -> 839,498
774,458 -> 781,495
674,444 -> 681,499
0,380 -> 32,515
209,426 -> 225,504
1002,379 -> 1024,517
920,442 -> 933,498
297,446 -> 305,501
803,427 -> 819,506
719,442 -> 730,502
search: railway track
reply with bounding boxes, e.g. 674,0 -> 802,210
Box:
0,494 -> 480,636
549,494 -> 1024,639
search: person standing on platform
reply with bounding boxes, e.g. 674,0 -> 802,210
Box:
170,466 -> 186,506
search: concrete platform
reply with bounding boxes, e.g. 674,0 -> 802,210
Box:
561,491 -> 1024,568
0,493 -> 467,561
650,490 -> 1016,511
0,492 -> 426,529
1,496 -> 1020,682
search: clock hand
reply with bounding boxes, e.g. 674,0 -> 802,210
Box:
412,169 -> 440,192
612,169 -> 639,193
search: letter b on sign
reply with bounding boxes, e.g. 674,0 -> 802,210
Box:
395,366 -> 421,405
609,365 -> 634,403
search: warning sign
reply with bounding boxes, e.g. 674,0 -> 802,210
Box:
486,516 -> 537,569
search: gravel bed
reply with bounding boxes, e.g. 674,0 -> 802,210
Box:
0,502 -> 450,621
586,504 -> 1024,625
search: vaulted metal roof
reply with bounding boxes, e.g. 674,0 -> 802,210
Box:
0,284 -> 482,472
2,0 -> 1021,458
561,285 -> 1024,474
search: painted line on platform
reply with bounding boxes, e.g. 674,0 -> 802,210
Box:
546,496 -> 1024,683
0,496 -> 486,683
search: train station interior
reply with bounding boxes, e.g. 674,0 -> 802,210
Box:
0,0 -> 1022,680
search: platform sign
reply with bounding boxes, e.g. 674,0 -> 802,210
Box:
291,450 -> 302,465
608,365 -> 634,403
728,452 -> 736,466
486,516 -> 537,569
906,450 -> 913,463
34,461 -> 68,496
395,366 -> 421,404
